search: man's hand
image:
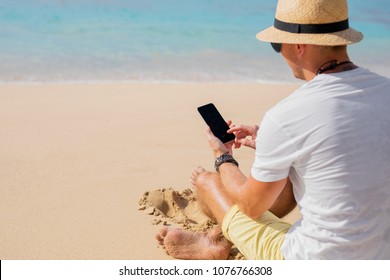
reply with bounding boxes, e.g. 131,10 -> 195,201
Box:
205,121 -> 234,158
228,124 -> 259,149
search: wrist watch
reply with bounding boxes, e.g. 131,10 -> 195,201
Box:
214,152 -> 239,172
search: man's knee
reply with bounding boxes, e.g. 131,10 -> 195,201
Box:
195,171 -> 221,193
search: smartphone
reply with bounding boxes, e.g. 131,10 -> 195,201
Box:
197,103 -> 235,143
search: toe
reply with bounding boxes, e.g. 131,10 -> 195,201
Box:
190,166 -> 207,187
155,227 -> 168,245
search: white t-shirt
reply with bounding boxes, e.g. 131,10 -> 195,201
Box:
251,68 -> 390,259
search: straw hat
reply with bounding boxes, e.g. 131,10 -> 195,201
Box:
257,0 -> 363,45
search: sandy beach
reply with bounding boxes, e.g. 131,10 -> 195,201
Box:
0,82 -> 300,259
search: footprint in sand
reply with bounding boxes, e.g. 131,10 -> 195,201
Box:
138,188 -> 214,231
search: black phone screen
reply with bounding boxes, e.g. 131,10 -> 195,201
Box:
197,103 -> 235,143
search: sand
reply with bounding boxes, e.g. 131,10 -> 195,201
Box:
0,82 -> 300,259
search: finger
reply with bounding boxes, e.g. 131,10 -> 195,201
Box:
233,140 -> 241,149
227,126 -> 242,133
205,126 -> 219,143
239,139 -> 256,149
226,120 -> 232,127
205,126 -> 213,136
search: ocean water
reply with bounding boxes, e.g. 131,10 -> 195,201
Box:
0,0 -> 389,84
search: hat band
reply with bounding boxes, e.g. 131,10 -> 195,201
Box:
274,18 -> 349,34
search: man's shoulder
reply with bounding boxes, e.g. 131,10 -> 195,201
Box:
266,83 -> 317,120
268,67 -> 390,118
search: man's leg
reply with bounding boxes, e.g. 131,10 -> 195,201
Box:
155,167 -> 234,260
155,167 -> 293,260
190,167 -> 234,223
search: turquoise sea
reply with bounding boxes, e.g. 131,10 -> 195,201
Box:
0,0 -> 389,84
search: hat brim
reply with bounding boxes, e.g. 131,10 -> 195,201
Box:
257,26 -> 363,46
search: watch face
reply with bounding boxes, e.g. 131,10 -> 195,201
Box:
217,153 -> 230,162
221,154 -> 229,161
215,153 -> 237,172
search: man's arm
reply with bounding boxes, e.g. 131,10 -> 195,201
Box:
205,125 -> 296,219
218,162 -> 293,219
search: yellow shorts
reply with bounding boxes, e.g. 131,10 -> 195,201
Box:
221,205 -> 291,260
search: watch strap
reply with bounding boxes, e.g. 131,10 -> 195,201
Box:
214,152 -> 239,172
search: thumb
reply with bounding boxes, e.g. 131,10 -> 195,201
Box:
205,126 -> 214,139
239,138 -> 255,149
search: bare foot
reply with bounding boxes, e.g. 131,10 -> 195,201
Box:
156,226 -> 232,260
189,166 -> 216,219
190,166 -> 207,188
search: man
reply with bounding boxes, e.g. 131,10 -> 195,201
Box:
156,0 -> 390,259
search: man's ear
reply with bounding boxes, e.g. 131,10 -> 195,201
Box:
295,44 -> 306,57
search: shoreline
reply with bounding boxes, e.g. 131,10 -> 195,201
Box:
0,79 -> 302,86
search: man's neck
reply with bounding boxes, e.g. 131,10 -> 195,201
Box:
304,55 -> 353,81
